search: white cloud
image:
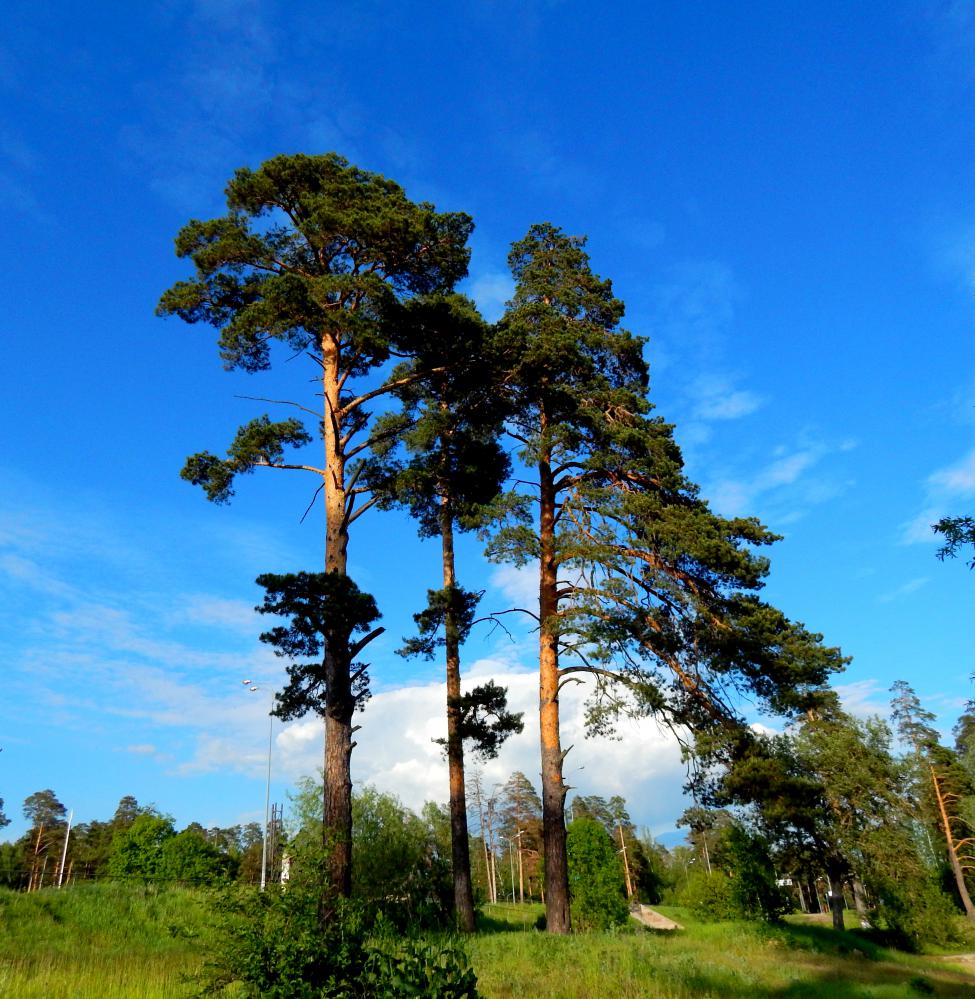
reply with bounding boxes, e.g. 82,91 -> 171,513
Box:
902,445 -> 975,544
876,576 -> 930,604
707,440 -> 848,519
689,374 -> 764,422
179,595 -> 259,632
469,271 -> 513,322
228,658 -> 690,834
124,744 -> 158,756
929,447 -> 975,494
834,679 -> 891,719
490,563 -> 539,611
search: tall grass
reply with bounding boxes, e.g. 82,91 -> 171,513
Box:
0,883 -> 213,998
470,903 -> 975,999
1,886 -> 973,998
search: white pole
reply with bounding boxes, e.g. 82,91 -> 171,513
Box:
57,810 -> 73,888
508,837 -> 515,903
261,710 -> 272,891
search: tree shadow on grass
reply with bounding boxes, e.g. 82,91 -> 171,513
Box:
654,922 -> 975,999
668,962 -> 973,998
476,907 -> 542,934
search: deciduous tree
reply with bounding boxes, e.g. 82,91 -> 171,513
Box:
934,516 -> 975,568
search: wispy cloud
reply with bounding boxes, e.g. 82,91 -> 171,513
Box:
690,376 -> 765,422
707,437 -> 856,522
877,576 -> 930,604
834,679 -> 891,719
468,270 -> 513,322
653,261 -> 742,367
902,445 -> 975,544
118,0 -> 397,210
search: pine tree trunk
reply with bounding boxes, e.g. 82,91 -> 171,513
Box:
826,866 -> 846,931
441,494 -> 477,932
321,334 -> 354,900
538,437 -> 571,934
805,878 -> 821,914
323,653 -> 354,898
931,763 -> 975,919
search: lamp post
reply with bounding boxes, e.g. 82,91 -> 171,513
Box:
243,679 -> 273,890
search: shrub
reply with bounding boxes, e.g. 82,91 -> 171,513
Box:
364,930 -> 478,999
566,818 -> 629,931
159,829 -> 230,886
290,781 -> 453,928
870,875 -> 959,951
724,826 -> 791,922
200,848 -> 479,998
679,869 -> 739,921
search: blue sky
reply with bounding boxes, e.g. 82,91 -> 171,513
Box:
2,0 -> 974,844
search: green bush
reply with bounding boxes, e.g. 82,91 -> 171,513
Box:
364,931 -> 478,999
676,827 -> 790,923
724,826 -> 791,922
679,869 -> 740,921
159,829 -> 230,886
566,818 -> 629,931
870,875 -> 960,951
290,781 -> 453,928
200,849 -> 479,998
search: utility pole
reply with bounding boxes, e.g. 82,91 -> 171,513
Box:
468,770 -> 495,903
617,823 -> 633,899
515,829 -> 525,903
508,836 -> 516,903
57,810 -> 73,888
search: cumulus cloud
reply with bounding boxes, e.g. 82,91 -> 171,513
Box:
233,656 -> 690,835
490,563 -> 539,611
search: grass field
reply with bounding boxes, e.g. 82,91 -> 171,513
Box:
2,886 -> 974,997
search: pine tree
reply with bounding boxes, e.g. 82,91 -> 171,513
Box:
367,294 -> 521,929
158,153 -> 472,897
488,222 -> 845,931
891,680 -> 975,920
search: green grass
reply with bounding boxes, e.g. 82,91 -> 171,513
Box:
0,883 -> 214,998
470,902 -> 975,998
1,886 -> 973,998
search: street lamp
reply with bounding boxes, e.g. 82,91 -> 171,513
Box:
243,679 -> 273,890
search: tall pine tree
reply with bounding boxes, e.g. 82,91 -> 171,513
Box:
368,294 -> 522,930
489,223 -> 845,931
158,153 -> 473,896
